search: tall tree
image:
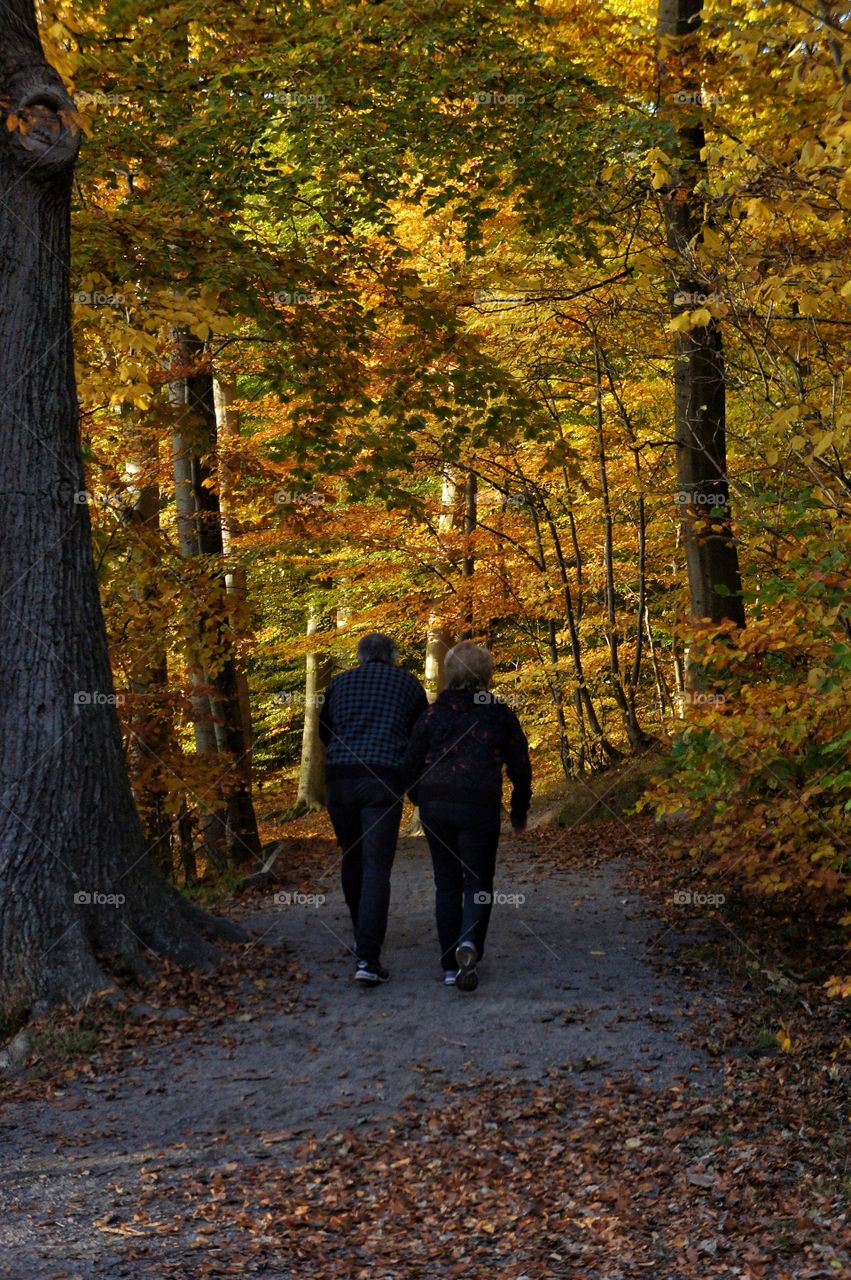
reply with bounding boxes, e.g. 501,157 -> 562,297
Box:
171,335 -> 228,869
214,378 -> 253,757
656,0 -> 745,628
123,424 -> 174,870
169,332 -> 261,867
0,2 -> 235,1017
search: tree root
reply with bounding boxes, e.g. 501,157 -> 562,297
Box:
176,894 -> 249,943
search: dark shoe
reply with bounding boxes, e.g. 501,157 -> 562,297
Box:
354,960 -> 390,985
454,941 -> 478,992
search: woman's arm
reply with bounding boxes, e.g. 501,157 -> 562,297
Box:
503,708 -> 532,828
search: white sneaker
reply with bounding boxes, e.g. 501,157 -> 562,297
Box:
455,941 -> 479,992
354,960 -> 390,984
443,970 -> 458,986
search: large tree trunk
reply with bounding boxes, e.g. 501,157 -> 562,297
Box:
656,0 -> 745,629
0,4 -> 232,1018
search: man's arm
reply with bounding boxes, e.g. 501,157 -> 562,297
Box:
405,678 -> 429,735
401,709 -> 430,804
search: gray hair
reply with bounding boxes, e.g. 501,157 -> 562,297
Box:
357,632 -> 398,665
444,642 -> 493,690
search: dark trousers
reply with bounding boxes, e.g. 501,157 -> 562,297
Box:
326,775 -> 403,963
420,800 -> 502,971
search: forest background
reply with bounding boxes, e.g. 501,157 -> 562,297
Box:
38,0 -> 851,994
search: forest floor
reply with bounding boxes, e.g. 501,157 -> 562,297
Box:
0,807 -> 848,1279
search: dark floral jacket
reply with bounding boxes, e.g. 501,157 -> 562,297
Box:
403,688 -> 532,823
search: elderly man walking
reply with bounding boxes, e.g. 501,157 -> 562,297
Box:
319,633 -> 428,984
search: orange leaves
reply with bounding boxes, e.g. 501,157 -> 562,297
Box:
825,975 -> 851,998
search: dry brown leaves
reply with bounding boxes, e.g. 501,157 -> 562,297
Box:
100,1055 -> 850,1279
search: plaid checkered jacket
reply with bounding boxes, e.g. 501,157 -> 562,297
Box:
319,660 -> 428,776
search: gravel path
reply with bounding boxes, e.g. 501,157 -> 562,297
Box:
0,830 -> 722,1279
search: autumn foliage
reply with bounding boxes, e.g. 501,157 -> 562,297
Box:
37,0 -> 851,990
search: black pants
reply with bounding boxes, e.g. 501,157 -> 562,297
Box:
420,800 -> 502,971
326,775 -> 403,963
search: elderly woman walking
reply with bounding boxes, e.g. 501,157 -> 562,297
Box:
403,642 -> 532,991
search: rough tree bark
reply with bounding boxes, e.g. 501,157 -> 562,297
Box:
0,2 -> 238,1018
656,0 -> 745,628
171,340 -> 228,869
124,429 -> 174,872
213,378 -> 253,758
169,333 -> 261,868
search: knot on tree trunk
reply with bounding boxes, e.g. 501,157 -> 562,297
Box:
1,77 -> 80,177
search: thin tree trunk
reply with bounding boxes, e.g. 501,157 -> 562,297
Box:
425,469 -> 462,699
294,600 -> 330,814
537,502 -> 622,765
594,344 -> 635,744
593,344 -> 654,749
514,482 -> 586,770
171,340 -> 227,869
629,461 -> 654,736
561,465 -> 585,623
171,377 -> 219,755
645,610 -> 673,721
413,471 -> 464,836
178,799 -> 197,884
213,378 -> 253,759
460,470 -> 477,639
672,636 -> 687,714
546,619 -> 572,780
124,430 -> 174,873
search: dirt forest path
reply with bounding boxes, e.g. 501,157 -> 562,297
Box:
0,825 -> 844,1279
